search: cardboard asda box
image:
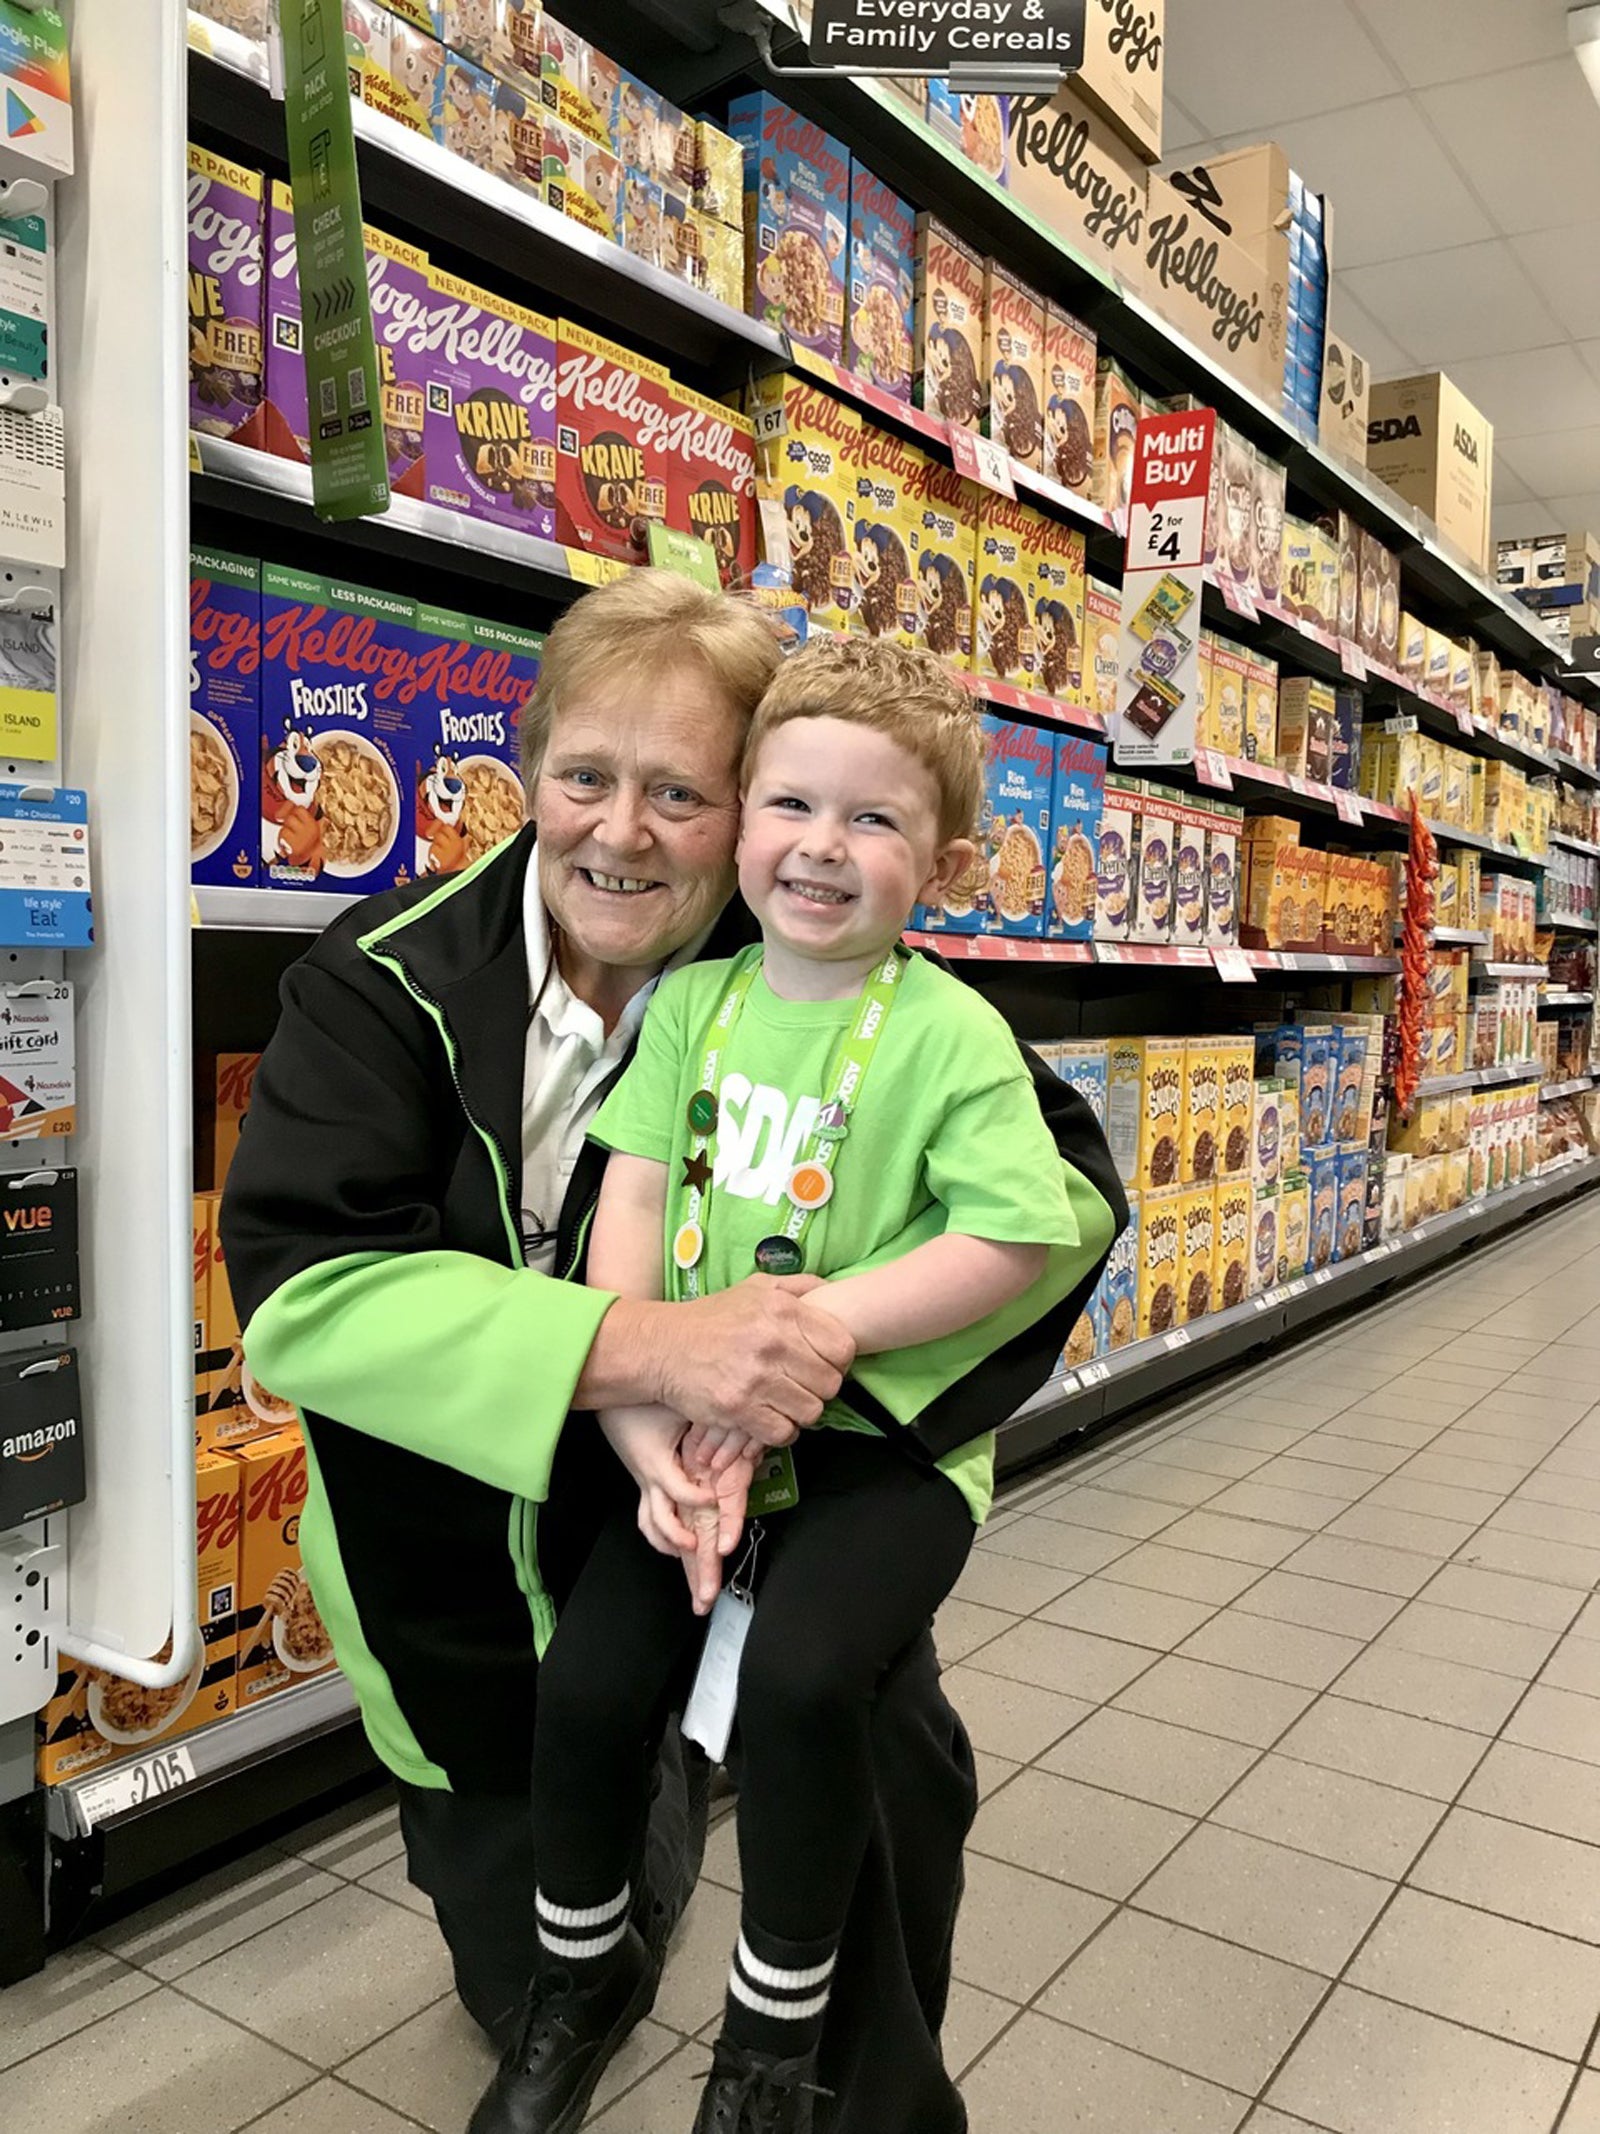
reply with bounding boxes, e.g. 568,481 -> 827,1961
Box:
1367,371 -> 1493,573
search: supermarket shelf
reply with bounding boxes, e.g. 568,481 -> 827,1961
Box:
905,932 -> 1398,977
1432,821 -> 1546,868
1552,831 -> 1600,860
998,1156 -> 1600,1473
1542,991 -> 1595,1009
1543,1076 -> 1599,1101
193,884 -> 362,935
1417,1059 -> 1543,1097
958,671 -> 1105,740
906,931 -> 1094,965
1434,928 -> 1491,946
1474,962 -> 1549,980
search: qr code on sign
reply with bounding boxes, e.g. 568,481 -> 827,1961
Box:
318,377 -> 337,420
348,368 -> 368,411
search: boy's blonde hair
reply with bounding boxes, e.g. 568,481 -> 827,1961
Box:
744,636 -> 984,843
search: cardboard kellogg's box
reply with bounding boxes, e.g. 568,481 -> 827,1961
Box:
411,604 -> 539,878
1043,306 -> 1097,496
984,264 -> 1045,470
904,446 -> 977,667
555,321 -> 674,563
846,161 -> 914,401
749,371 -> 859,633
664,385 -> 757,589
187,144 -> 264,441
1030,513 -> 1086,702
851,424 -> 919,646
1048,734 -> 1107,941
978,714 -> 1054,937
190,548 -> 260,890
914,217 -> 986,429
730,93 -> 849,363
1005,85 -> 1149,289
975,492 -> 1040,687
233,1426 -> 335,1707
259,566 -> 417,894
420,270 -> 557,540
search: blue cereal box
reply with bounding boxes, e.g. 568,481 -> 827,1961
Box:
924,83 -> 1009,189
846,160 -> 914,401
1335,1146 -> 1368,1264
190,547 -> 260,890
411,604 -> 540,880
979,714 -> 1054,937
1047,734 -> 1107,941
1307,1143 -> 1338,1271
1091,1192 -> 1138,1353
1052,1040 -> 1109,1126
260,566 -> 417,896
729,93 -> 849,363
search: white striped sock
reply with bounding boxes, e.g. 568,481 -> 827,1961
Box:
536,1884 -> 631,1962
734,1935 -> 836,1992
536,1885 -> 631,1931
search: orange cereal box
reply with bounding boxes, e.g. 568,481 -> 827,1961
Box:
975,491 -> 1041,687
233,1426 -> 335,1708
851,424 -> 919,646
983,264 -> 1045,469
214,1051 -> 259,1191
750,371 -> 859,633
1042,306 -> 1096,497
554,321 -> 674,565
904,446 -> 978,667
1092,357 -> 1140,517
914,216 -> 986,429
1030,512 -> 1086,703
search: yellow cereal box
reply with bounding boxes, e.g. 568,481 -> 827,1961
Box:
1182,1041 -> 1222,1185
750,372 -> 859,634
1210,641 -> 1248,760
233,1425 -> 335,1708
1106,1034 -> 1144,1185
199,1217 -> 295,1455
1092,356 -> 1139,517
1137,1186 -> 1182,1339
1029,512 -> 1086,703
1136,1036 -> 1187,1193
1279,1173 -> 1310,1280
974,491 -> 1042,687
1175,1181 -> 1215,1324
1241,651 -> 1278,764
1086,580 -> 1120,724
850,423 -> 920,647
903,446 -> 979,668
1218,1040 -> 1256,1178
984,264 -> 1046,469
1214,1176 -> 1251,1314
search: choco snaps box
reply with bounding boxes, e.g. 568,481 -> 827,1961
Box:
555,320 -> 674,563
423,269 -> 557,540
190,547 -> 260,890
259,566 -> 418,896
187,144 -> 264,442
730,92 -> 849,364
411,604 -> 539,880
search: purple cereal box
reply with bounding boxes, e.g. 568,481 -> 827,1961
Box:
190,547 -> 260,889
410,604 -> 540,878
422,267 -> 557,541
187,144 -> 264,441
1047,734 -> 1107,941
260,565 -> 418,896
846,161 -> 914,402
728,92 -> 849,363
263,184 -> 433,495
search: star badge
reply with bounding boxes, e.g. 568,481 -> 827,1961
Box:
682,1150 -> 714,1194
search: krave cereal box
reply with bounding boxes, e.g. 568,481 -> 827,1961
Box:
730,93 -> 849,363
1047,735 -> 1106,942
851,423 -> 919,646
259,566 -> 417,894
190,547 -> 260,889
411,605 -> 539,878
903,446 -> 977,666
555,320 -> 674,563
424,269 -> 557,539
664,385 -> 757,589
187,143 -> 264,441
978,714 -> 1055,936
750,371 -> 859,633
846,161 -> 914,401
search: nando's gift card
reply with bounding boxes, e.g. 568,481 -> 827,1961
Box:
0,1345 -> 83,1526
0,1166 -> 78,1330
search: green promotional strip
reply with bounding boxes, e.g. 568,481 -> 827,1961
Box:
279,0 -> 389,522
645,523 -> 724,590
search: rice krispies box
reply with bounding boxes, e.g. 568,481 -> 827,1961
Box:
190,547 -> 260,890
903,447 -> 977,667
259,566 -> 417,894
979,714 -> 1055,937
1047,735 -> 1107,942
665,385 -> 757,589
975,492 -> 1040,687
555,320 -> 674,563
1030,514 -> 1086,703
749,371 -> 859,634
1091,1193 -> 1138,1353
846,163 -> 914,401
412,604 -> 539,879
851,424 -> 919,646
187,144 -> 264,441
730,93 -> 849,364
423,270 -> 557,540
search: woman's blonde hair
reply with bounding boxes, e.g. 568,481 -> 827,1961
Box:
520,570 -> 785,791
744,636 -> 984,843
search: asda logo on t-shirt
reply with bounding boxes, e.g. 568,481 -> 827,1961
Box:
715,1076 -> 821,1205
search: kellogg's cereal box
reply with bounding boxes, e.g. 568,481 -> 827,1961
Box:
1048,735 -> 1107,942
730,92 -> 849,363
259,566 -> 417,895
914,216 -> 986,429
904,447 -> 978,666
665,386 -> 757,589
411,605 -> 539,878
750,371 -> 858,633
984,264 -> 1045,470
538,16 -> 620,149
1043,306 -> 1096,497
436,53 -> 495,174
695,117 -> 743,225
1093,357 -> 1140,518
1031,515 -> 1086,703
1172,798 -> 1212,949
1250,1183 -> 1279,1296
851,424 -> 919,646
442,1 -> 535,92
979,715 -> 1054,936
1132,1036 -> 1186,1193
555,320 -> 674,563
614,69 -> 662,177
420,270 -> 556,538
187,144 -> 264,441
1207,801 -> 1242,946
190,547 -> 260,890
491,76 -> 544,197
846,161 -> 914,401
345,1 -> 445,136
543,113 -> 623,241
1096,772 -> 1139,942
233,1426 -> 335,1708
975,492 -> 1040,687
617,167 -> 665,267
926,82 -> 1010,186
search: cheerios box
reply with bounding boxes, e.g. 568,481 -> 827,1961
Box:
730,92 -> 849,363
190,547 -> 260,890
1047,735 -> 1107,941
232,1424 -> 335,1708
410,606 -> 538,879
259,566 -> 418,895
977,714 -> 1055,937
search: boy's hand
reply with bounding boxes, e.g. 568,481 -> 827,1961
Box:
678,1450 -> 758,1615
681,1418 -> 770,1478
599,1404 -> 716,1536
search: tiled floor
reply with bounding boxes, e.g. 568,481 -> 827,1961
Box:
13,1195 -> 1600,2130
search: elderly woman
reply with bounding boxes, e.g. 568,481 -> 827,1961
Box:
223,572 -> 1122,2134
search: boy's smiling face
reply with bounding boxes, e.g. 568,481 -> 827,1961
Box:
738,715 -> 974,991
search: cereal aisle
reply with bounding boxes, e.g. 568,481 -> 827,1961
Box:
13,6 -> 1600,2131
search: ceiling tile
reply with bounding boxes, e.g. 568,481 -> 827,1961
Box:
1492,501 -> 1564,542
1160,95 -> 1210,156
1352,0 -> 1572,88
1443,346 -> 1600,442
1162,0 -> 1399,134
1540,492 -> 1600,534
1497,426 -> 1600,501
1510,224 -> 1600,340
1418,58 -> 1600,236
1327,283 -> 1416,378
1492,463 -> 1533,507
1342,241 -> 1561,364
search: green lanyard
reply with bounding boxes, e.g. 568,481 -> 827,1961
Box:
669,946 -> 906,1303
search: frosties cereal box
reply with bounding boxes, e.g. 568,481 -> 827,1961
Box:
1047,735 -> 1107,942
975,491 -> 1040,687
850,423 -> 919,646
190,548 -> 261,890
411,606 -> 539,879
538,17 -> 620,151
904,447 -> 978,667
984,263 -> 1045,470
422,270 -> 557,539
750,371 -> 859,634
1042,307 -> 1096,498
730,92 -> 849,364
979,715 -> 1055,936
1086,579 -> 1120,725
846,162 -> 914,402
259,566 -> 417,895
1031,514 -> 1086,703
555,321 -> 674,564
664,387 -> 757,589
914,216 -> 986,429
187,144 -> 264,442
233,1426 -> 335,1708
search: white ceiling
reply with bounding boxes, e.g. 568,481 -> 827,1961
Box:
1160,0 -> 1600,545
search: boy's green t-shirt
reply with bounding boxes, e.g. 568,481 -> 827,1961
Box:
590,945 -> 1087,1522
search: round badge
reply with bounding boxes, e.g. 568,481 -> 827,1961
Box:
813,1099 -> 849,1143
672,1221 -> 705,1271
687,1090 -> 718,1135
753,1235 -> 805,1276
786,1162 -> 835,1212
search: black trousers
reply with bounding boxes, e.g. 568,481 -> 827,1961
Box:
533,1434 -> 975,1951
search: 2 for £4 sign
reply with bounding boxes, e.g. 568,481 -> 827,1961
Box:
1113,407 -> 1215,773
1126,409 -> 1215,575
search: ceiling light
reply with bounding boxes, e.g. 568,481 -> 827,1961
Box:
1570,4 -> 1600,103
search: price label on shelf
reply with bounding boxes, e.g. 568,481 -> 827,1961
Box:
946,423 -> 1014,497
751,398 -> 788,448
1385,714 -> 1419,736
565,551 -> 631,588
1313,1267 -> 1334,1287
1212,947 -> 1256,984
77,1745 -> 196,1826
1340,640 -> 1368,682
1096,943 -> 1124,964
1164,1327 -> 1191,1353
1217,576 -> 1259,623
1079,1360 -> 1111,1388
1334,790 -> 1364,826
1197,749 -> 1233,790
1284,1277 -> 1308,1298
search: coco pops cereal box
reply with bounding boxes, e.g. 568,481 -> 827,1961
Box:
984,263 -> 1046,470
555,321 -> 674,563
750,371 -> 859,634
904,446 -> 977,666
851,423 -> 920,646
730,93 -> 849,363
411,604 -> 539,878
187,143 -> 264,441
914,216 -> 986,429
259,566 -> 417,895
1042,306 -> 1096,497
846,162 -> 915,401
1030,514 -> 1086,702
665,386 -> 757,589
975,491 -> 1041,687
190,548 -> 260,890
423,269 -> 557,540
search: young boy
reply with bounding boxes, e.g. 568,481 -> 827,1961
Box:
470,638 -> 1115,2134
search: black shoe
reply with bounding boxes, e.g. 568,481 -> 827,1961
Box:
466,1923 -> 659,2134
691,2036 -> 828,2134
